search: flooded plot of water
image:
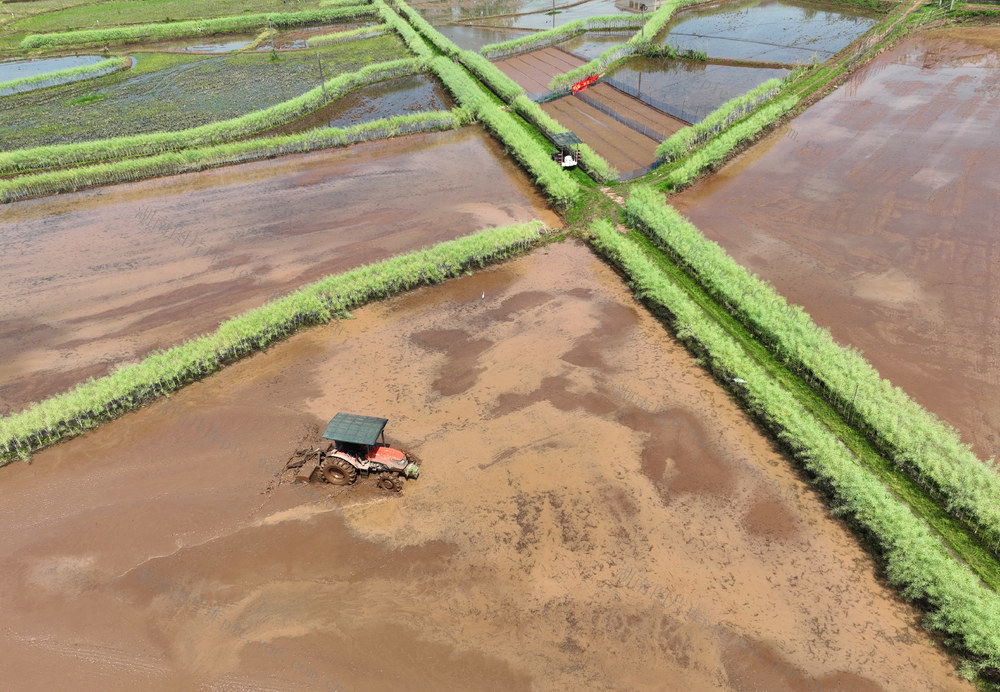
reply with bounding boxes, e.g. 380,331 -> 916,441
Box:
606,57 -> 789,122
266,74 -> 453,135
0,55 -> 105,82
559,30 -> 634,60
662,0 -> 878,63
436,24 -> 531,51
671,27 -> 1000,460
477,0 -> 628,30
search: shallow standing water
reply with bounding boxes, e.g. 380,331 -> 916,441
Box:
662,0 -> 878,63
0,127 -> 559,414
0,241 -> 971,691
0,55 -> 105,81
672,27 -> 1000,460
606,56 -> 790,122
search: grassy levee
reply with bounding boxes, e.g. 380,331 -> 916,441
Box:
19,6 -> 377,50
588,219 -> 1000,687
307,24 -> 389,46
0,56 -> 130,97
0,221 -> 548,464
0,58 -> 424,177
0,109 -> 467,204
377,0 -> 583,205
624,187 -> 1000,556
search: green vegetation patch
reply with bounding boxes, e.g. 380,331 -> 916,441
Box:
0,35 -> 409,152
20,6 -> 376,49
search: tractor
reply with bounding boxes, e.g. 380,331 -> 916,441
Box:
291,413 -> 419,492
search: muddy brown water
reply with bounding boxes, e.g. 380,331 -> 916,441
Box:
671,27 -> 1000,461
0,128 -> 559,415
0,241 -> 969,690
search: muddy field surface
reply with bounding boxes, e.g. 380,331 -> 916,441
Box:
0,128 -> 559,415
0,241 -> 970,690
495,46 -> 584,97
671,28 -> 1000,460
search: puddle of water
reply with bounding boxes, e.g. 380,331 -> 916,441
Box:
605,57 -> 790,122
0,55 -> 105,82
661,0 -> 878,63
262,74 -> 453,136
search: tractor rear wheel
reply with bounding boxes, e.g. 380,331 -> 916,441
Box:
320,456 -> 357,486
378,472 -> 404,492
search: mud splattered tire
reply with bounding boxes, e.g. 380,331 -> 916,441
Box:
378,472 -> 404,492
319,456 -> 357,486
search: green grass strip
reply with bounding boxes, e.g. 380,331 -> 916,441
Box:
624,186 -> 1000,555
306,24 -> 389,46
653,95 -> 799,190
20,6 -> 377,49
0,56 -> 129,97
0,220 -> 548,463
0,58 -> 424,176
0,109 -> 467,204
589,218 -> 1000,686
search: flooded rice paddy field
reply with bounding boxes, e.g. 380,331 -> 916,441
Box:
605,56 -> 790,122
0,241 -> 971,691
0,35 -> 411,150
672,27 -> 1000,460
661,0 -> 879,63
0,55 -> 106,82
0,127 -> 558,415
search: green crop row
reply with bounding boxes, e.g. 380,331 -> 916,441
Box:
588,219 -> 1000,685
623,186 -> 1000,553
480,15 -> 640,60
0,58 -> 424,176
0,220 -> 548,464
20,6 -> 377,49
307,24 -> 389,46
0,56 -> 130,97
655,78 -> 785,160
0,109 -> 466,204
657,95 -> 799,190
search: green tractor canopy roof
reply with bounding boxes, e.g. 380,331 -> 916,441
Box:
322,413 -> 389,446
549,131 -> 583,148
